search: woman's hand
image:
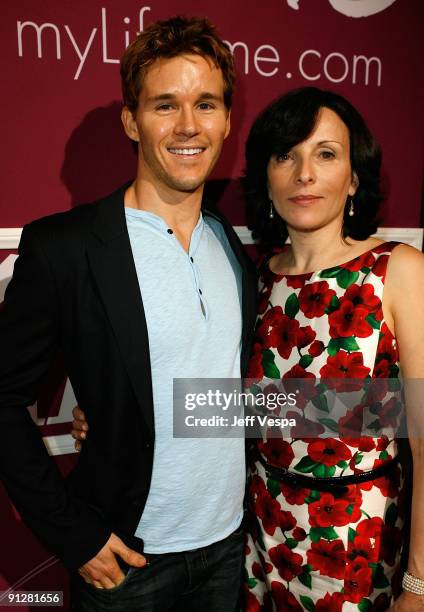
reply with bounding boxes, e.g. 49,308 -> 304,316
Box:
390,590 -> 424,611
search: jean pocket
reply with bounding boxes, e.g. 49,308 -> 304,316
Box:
84,565 -> 137,595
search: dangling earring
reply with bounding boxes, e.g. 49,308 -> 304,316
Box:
269,200 -> 274,220
348,197 -> 354,217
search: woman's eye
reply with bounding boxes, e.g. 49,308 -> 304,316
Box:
276,153 -> 291,162
320,150 -> 335,159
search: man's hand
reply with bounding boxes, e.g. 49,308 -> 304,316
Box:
71,405 -> 89,452
78,533 -> 147,589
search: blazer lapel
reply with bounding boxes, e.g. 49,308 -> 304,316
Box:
86,184 -> 155,440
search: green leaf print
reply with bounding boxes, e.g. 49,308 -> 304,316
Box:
262,349 -> 281,379
285,537 -> 298,549
285,293 -> 300,319
311,394 -> 329,412
317,417 -> 340,433
366,313 -> 381,330
319,267 -> 341,278
327,336 -> 360,355
312,464 -> 336,478
338,336 -> 360,351
247,577 -> 257,589
325,294 -> 340,315
299,354 -> 313,369
346,503 -> 354,515
354,453 -> 363,465
337,460 -> 348,469
304,490 -> 320,504
298,570 -> 312,589
309,526 -> 338,542
300,595 -> 315,611
385,502 -> 398,527
360,266 -> 371,274
336,268 -> 360,289
293,456 -> 318,473
267,477 -> 281,499
358,599 -> 373,612
348,527 -> 357,542
379,450 -> 389,460
372,564 -> 390,589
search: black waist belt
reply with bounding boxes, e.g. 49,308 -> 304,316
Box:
257,453 -> 399,494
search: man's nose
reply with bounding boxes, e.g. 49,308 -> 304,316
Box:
174,107 -> 200,138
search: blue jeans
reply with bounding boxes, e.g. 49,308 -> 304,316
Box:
69,526 -> 244,611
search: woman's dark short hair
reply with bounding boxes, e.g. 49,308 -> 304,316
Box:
244,87 -> 383,250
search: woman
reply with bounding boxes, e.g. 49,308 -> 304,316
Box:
242,87 -> 424,611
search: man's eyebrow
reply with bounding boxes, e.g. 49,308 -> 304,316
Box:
145,92 -> 224,104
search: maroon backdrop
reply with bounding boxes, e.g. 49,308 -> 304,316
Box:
1,1 -> 423,609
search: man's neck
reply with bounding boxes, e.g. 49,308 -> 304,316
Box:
124,179 -> 204,253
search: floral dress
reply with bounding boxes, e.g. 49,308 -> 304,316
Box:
244,242 -> 406,612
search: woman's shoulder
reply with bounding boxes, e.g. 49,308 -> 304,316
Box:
387,242 -> 424,280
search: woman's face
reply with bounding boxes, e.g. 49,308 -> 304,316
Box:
267,107 -> 358,234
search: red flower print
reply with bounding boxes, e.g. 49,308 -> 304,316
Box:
373,460 -> 400,498
348,535 -> 379,563
344,556 -> 372,603
308,340 -> 325,357
377,397 -> 402,428
246,342 -> 264,382
289,412 -> 326,439
298,281 -> 336,318
252,559 -> 273,579
341,250 -> 375,271
307,438 -> 352,467
268,543 -> 303,581
270,581 -> 303,611
342,283 -> 380,313
373,358 -> 391,378
293,526 -> 307,541
258,437 -> 295,469
248,474 -> 267,498
320,351 -> 370,390
254,489 -> 281,536
338,404 -> 364,439
286,273 -> 312,290
309,492 -> 357,528
329,301 -> 372,338
280,482 -> 311,505
373,254 -> 389,280
282,365 -> 316,409
356,517 -> 384,538
375,323 -> 398,364
380,524 -> 403,566
295,325 -> 316,349
307,539 -> 346,579
315,592 -> 344,612
373,593 -> 391,611
280,510 -> 297,531
244,588 -> 261,612
273,316 -> 301,359
376,435 -> 390,451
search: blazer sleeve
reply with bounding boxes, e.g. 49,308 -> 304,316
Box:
0,223 -> 111,570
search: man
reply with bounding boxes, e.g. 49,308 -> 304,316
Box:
0,15 -> 257,612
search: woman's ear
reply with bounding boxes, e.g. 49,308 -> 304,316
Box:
349,171 -> 359,196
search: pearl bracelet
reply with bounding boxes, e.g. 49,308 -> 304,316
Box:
403,570 -> 424,595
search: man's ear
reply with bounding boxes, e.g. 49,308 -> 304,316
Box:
224,109 -> 231,140
349,170 -> 359,196
121,106 -> 140,142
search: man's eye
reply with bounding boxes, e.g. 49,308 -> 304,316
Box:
157,104 -> 173,111
198,103 -> 213,110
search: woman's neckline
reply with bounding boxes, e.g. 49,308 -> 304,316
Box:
268,241 -> 391,277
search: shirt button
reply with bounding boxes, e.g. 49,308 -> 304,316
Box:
167,229 -> 173,234
199,289 -> 202,295
190,257 -> 194,262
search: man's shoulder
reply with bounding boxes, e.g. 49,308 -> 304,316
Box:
23,182 -> 129,246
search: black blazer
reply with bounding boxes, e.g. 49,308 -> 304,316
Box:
0,183 -> 257,571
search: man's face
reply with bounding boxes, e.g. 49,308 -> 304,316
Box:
122,54 -> 231,197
